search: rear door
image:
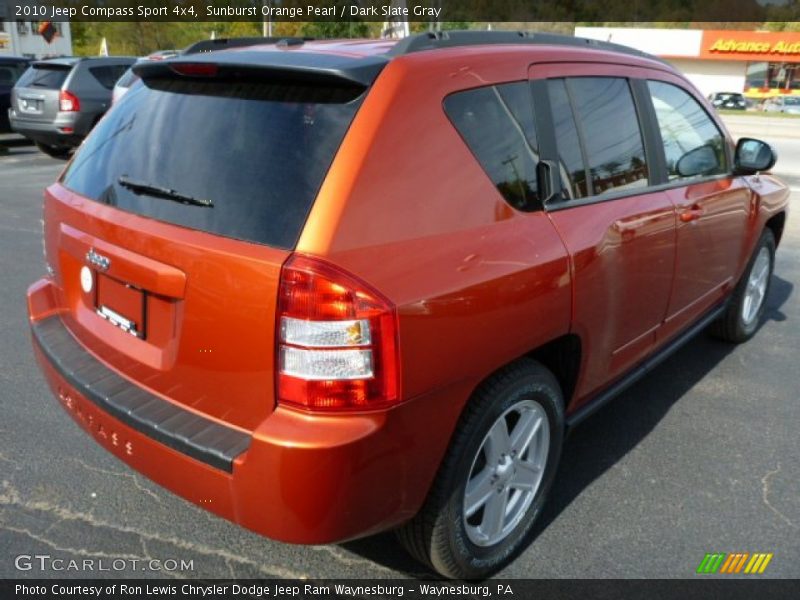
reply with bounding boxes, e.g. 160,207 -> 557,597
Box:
12,61 -> 74,122
644,79 -> 754,341
530,63 -> 677,404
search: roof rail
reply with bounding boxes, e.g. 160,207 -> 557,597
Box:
183,37 -> 315,55
386,30 -> 664,64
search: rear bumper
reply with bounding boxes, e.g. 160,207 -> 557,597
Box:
8,110 -> 92,146
27,277 -> 465,543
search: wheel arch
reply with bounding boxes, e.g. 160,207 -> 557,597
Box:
765,211 -> 786,247
525,333 -> 582,408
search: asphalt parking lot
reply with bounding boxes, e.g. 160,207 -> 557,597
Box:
1,128 -> 798,580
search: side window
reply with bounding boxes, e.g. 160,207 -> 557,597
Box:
89,66 -> 121,90
444,82 -> 540,210
547,79 -> 588,200
568,77 -> 649,196
648,81 -> 728,180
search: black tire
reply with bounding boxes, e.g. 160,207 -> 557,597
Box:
397,359 -> 564,579
35,142 -> 72,160
710,228 -> 776,343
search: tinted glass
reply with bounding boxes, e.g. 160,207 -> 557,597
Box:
89,65 -> 126,90
648,81 -> 727,181
568,77 -> 649,196
547,79 -> 588,200
444,82 -> 540,210
0,61 -> 28,85
15,64 -> 71,89
61,77 -> 364,249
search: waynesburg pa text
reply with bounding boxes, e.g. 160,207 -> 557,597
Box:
16,583 -> 504,597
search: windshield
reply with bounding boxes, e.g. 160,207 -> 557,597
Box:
783,97 -> 800,106
61,76 -> 364,249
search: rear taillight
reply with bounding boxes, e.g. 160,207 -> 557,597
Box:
277,254 -> 399,411
58,90 -> 80,112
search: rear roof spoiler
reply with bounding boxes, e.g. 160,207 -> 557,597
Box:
134,50 -> 388,88
183,37 -> 315,55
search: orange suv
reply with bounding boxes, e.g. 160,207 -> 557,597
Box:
27,31 -> 789,578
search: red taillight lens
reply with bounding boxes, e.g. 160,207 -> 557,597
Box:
58,90 -> 80,112
277,254 -> 399,411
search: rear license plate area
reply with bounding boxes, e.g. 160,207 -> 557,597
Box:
20,98 -> 43,113
95,274 -> 145,339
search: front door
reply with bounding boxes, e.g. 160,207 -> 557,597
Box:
645,79 -> 753,341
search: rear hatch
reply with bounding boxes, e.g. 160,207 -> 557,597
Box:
43,56 -> 369,430
12,60 -> 75,122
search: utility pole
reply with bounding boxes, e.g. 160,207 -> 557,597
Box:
262,1 -> 272,37
381,0 -> 410,39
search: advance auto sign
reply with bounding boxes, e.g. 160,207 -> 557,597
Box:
701,30 -> 800,62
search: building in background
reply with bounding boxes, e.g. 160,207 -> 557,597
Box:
577,27 -> 800,100
0,17 -> 72,58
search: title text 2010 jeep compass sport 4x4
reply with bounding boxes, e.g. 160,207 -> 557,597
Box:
27,31 -> 789,578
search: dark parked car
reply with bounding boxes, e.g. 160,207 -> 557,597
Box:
708,91 -> 747,110
9,56 -> 135,158
0,56 -> 30,133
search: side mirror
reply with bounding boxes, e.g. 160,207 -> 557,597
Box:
734,138 -> 777,175
676,144 -> 720,178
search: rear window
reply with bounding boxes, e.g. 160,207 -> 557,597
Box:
15,64 -> 71,89
61,76 -> 363,249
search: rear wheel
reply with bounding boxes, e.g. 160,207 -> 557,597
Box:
397,359 -> 564,579
35,142 -> 72,160
711,228 -> 775,343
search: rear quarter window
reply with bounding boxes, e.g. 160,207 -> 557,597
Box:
444,81 -> 540,210
89,65 -> 130,90
61,76 -> 364,249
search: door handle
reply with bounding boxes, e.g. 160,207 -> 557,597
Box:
679,206 -> 704,223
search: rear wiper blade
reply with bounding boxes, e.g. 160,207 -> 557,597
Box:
118,176 -> 213,208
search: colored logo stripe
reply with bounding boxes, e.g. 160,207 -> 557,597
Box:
697,553 -> 726,574
719,553 -> 749,573
697,552 -> 773,574
745,553 -> 773,574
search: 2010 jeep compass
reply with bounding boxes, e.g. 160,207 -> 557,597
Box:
27,31 -> 789,578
